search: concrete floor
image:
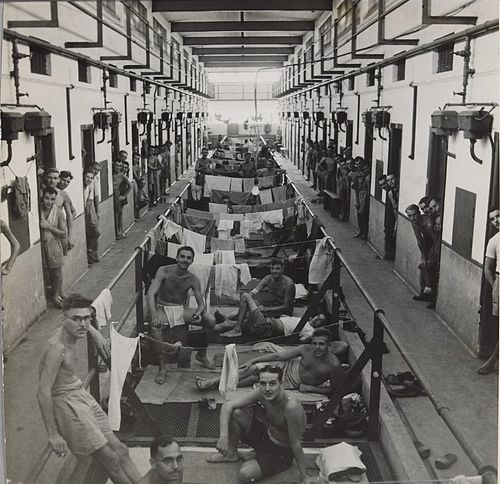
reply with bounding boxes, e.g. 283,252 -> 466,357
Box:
3,157 -> 498,482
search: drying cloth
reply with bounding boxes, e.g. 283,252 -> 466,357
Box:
214,249 -> 236,265
220,212 -> 245,221
261,209 -> 283,228
230,178 -> 243,192
219,343 -> 239,396
205,174 -> 231,191
91,288 -> 113,329
108,323 -> 139,431
211,189 -> 250,205
233,237 -> 246,254
217,219 -> 234,240
272,185 -> 287,202
186,208 -> 214,219
181,213 -> 217,238
242,177 -> 256,192
146,228 -> 159,253
305,213 -> 314,237
296,199 -> 307,223
135,366 -> 183,405
295,284 -> 308,299
244,212 -> 263,232
236,263 -> 252,285
190,184 -> 202,201
181,228 -> 207,253
167,242 -> 183,259
316,443 -> 366,481
214,264 -> 239,299
156,240 -> 167,256
209,203 -> 229,214
158,305 -> 185,328
188,263 -> 213,294
211,237 -> 235,251
280,317 -> 315,338
450,477 -> 482,484
194,252 -> 214,265
259,189 -> 273,205
240,219 -> 251,239
162,219 -> 182,239
232,204 -> 254,214
309,237 -> 335,285
258,175 -> 274,189
252,342 -> 285,353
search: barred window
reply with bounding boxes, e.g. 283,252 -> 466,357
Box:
109,70 -> 118,88
30,46 -> 51,75
394,59 -> 405,81
319,17 -> 331,51
348,76 -> 355,90
103,0 -> 116,14
128,0 -> 147,38
78,60 -> 91,83
436,43 -> 454,73
366,68 -> 375,87
130,78 -> 137,91
153,18 -> 166,49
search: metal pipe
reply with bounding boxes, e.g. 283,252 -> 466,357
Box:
0,140 -> 13,167
65,84 -> 75,160
441,136 -> 456,159
408,83 -> 418,159
354,92 -> 360,145
453,36 -> 475,104
124,93 -> 129,145
96,129 -> 106,144
378,127 -> 387,141
469,138 -> 483,164
11,39 -> 29,105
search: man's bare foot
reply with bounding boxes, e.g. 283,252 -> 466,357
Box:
477,363 -> 494,375
154,368 -> 168,384
223,328 -> 242,337
195,376 -> 218,390
195,353 -> 215,370
206,453 -> 241,463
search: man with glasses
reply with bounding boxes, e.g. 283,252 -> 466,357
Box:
138,435 -> 183,483
37,294 -> 141,484
207,365 -> 310,483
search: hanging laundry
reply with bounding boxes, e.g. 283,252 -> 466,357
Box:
190,183 -> 202,201
156,240 -> 167,256
181,229 -> 207,253
240,219 -> 252,238
257,175 -> 274,189
305,212 -> 314,237
219,212 -> 245,221
219,343 -> 239,396
236,263 -> 252,285
91,288 -> 113,329
242,177 -> 255,192
211,237 -> 235,251
188,263 -> 213,296
214,249 -> 236,265
194,252 -> 215,265
217,219 -> 234,240
232,204 -> 254,214
272,185 -> 287,202
108,323 -> 139,431
186,208 -> 215,219
181,213 -> 217,237
209,203 -> 229,214
162,219 -> 182,239
211,189 -> 250,205
233,237 -> 246,254
146,227 -> 160,253
244,212 -> 263,232
214,264 -> 239,299
167,242 -> 183,259
204,174 -> 231,191
259,189 -> 273,205
309,237 -> 335,285
261,209 -> 283,228
230,178 -> 243,192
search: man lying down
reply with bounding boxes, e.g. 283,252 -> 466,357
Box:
195,327 -> 351,396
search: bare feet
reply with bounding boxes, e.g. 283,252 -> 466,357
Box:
223,328 -> 242,338
154,368 -> 168,384
206,453 -> 241,463
195,353 -> 215,370
195,376 -> 218,391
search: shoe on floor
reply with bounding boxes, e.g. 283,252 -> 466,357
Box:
413,294 -> 434,302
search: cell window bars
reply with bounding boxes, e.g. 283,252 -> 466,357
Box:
78,60 -> 91,83
395,59 -> 406,81
130,78 -> 137,92
436,43 -> 454,73
366,68 -> 376,87
30,46 -> 51,76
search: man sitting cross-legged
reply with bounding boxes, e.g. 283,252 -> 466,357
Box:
216,258 -> 295,337
37,294 -> 141,484
196,328 -> 347,396
207,365 -> 311,484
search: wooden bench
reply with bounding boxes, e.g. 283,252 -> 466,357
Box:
323,190 -> 342,218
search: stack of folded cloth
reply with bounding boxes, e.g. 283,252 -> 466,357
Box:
316,442 -> 366,482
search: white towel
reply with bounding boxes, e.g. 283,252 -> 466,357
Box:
244,212 -> 263,232
450,477 -> 482,484
209,203 -> 229,214
194,252 -> 215,265
162,219 -> 182,239
230,178 -> 243,192
280,316 -> 315,337
219,343 -> 239,396
205,174 -> 231,191
316,442 -> 366,481
167,242 -> 183,259
309,237 -> 334,285
181,228 -> 207,253
259,189 -> 273,204
236,263 -> 252,285
214,264 -> 239,299
188,263 -> 213,295
240,219 -> 252,238
109,323 -> 139,431
261,209 -> 283,228
233,237 -> 246,254
91,288 -> 113,329
217,219 -> 234,240
214,249 -> 236,265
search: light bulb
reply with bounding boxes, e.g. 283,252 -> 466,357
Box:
251,185 -> 260,196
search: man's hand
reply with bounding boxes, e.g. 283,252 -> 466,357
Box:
119,195 -> 127,202
151,310 -> 168,328
216,435 -> 229,456
93,333 -> 111,360
40,220 -> 50,229
49,434 -> 68,457
239,360 -> 255,371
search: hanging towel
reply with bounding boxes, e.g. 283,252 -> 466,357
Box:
232,204 -> 254,214
205,174 -> 231,191
233,237 -> 246,254
167,242 -> 183,259
219,343 -> 239,396
259,189 -> 273,204
242,177 -> 255,192
309,237 -> 334,285
258,175 -> 274,189
209,203 -> 229,214
146,228 -> 159,253
272,185 -> 287,202
211,237 -> 235,251
194,252 -> 215,265
181,213 -> 217,237
108,323 -> 139,431
181,228 -> 207,253
240,219 -> 252,239
162,219 -> 182,239
244,212 -> 263,232
214,264 -> 240,299
305,213 -> 314,237
219,213 -> 245,221
236,263 -> 252,285
91,288 -> 113,329
316,443 -> 366,481
188,263 -> 213,297
230,178 -> 243,192
217,219 -> 234,240
214,249 -> 236,265
156,239 -> 167,256
261,209 -> 283,228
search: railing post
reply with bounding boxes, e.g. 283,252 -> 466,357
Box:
135,248 -> 145,333
367,309 -> 385,441
87,320 -> 100,402
330,250 -> 341,340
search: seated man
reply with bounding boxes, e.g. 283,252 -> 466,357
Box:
196,328 -> 346,397
37,294 -> 141,484
146,245 -> 216,383
239,153 -> 256,178
217,258 -> 295,337
207,365 -> 310,484
137,435 -> 183,484
257,159 -> 286,178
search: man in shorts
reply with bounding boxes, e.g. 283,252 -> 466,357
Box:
37,294 -> 141,484
207,365 -> 310,483
113,152 -> 131,239
137,435 -> 183,484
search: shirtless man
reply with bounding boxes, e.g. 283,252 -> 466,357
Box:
257,159 -> 286,178
147,245 -> 216,383
196,328 -> 345,397
219,258 -> 295,337
195,147 -> 212,175
207,365 -> 310,483
57,171 -> 77,220
240,153 -> 256,178
37,294 -> 141,484
113,155 -> 131,239
137,435 -> 183,484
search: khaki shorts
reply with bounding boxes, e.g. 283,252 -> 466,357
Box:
53,388 -> 112,455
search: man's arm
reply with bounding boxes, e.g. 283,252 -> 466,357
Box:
62,197 -> 74,243
484,256 -> 496,287
285,401 -> 309,483
242,346 -> 303,369
248,276 -> 269,297
88,325 -> 111,360
191,276 -> 205,320
37,343 -> 68,455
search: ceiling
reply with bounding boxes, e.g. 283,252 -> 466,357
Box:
152,0 -> 331,70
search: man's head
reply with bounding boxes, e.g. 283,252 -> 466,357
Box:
309,313 -> 327,328
176,246 -> 195,269
118,150 -> 128,163
489,207 -> 500,231
41,186 -> 58,210
201,147 -> 209,158
132,153 -> 140,164
269,258 -> 285,279
310,328 -> 332,357
83,171 -> 94,187
122,161 -> 130,177
114,161 -> 122,174
378,175 -> 388,191
405,204 -> 420,224
44,168 -> 60,188
58,171 -> 73,190
61,294 -> 93,340
244,152 -> 252,163
428,197 -> 441,216
92,162 -> 101,176
418,197 -> 430,215
257,365 -> 283,401
386,174 -> 398,189
150,435 -> 183,483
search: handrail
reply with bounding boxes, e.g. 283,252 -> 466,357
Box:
274,150 -> 497,483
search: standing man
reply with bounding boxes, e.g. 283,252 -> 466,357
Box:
137,435 -> 183,484
57,171 -> 77,220
113,153 -> 131,240
405,204 -> 438,307
37,294 -> 141,483
147,245 -> 216,384
195,147 -> 212,175
478,207 -> 499,375
207,365 -> 310,484
83,171 -> 100,265
352,157 -> 370,240
148,147 -> 161,206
